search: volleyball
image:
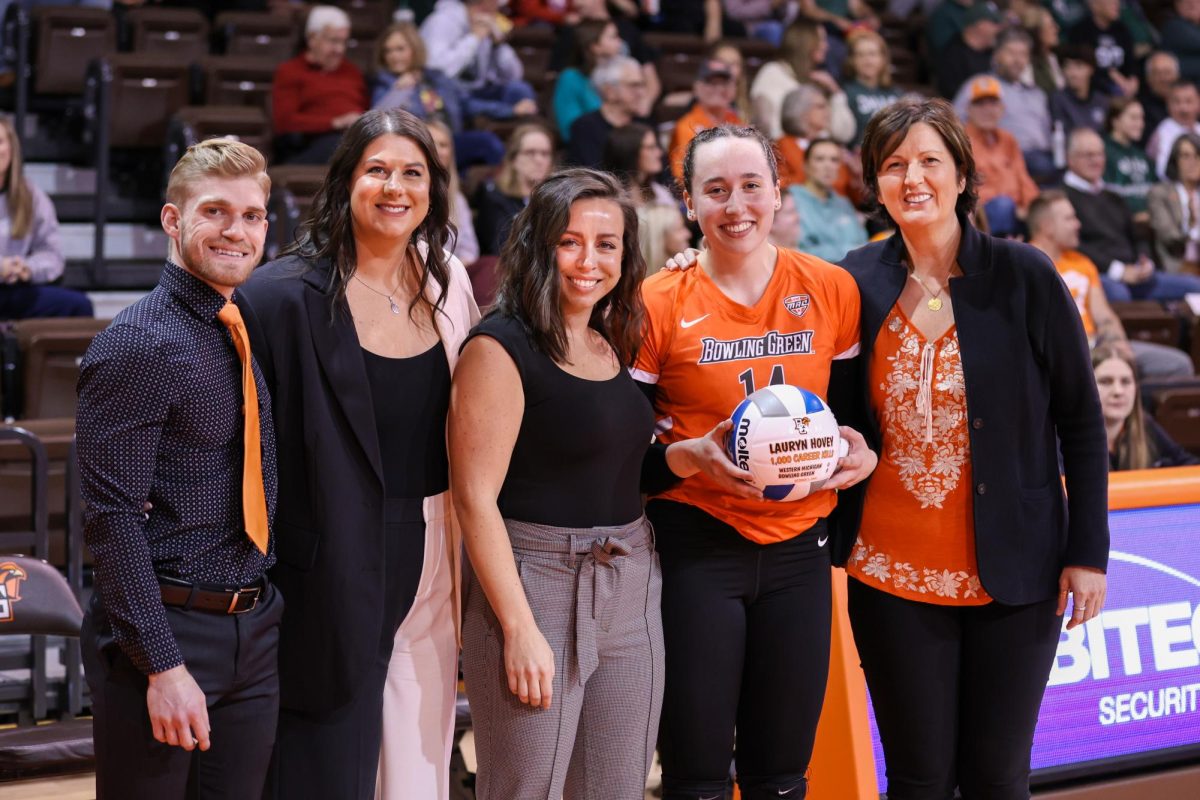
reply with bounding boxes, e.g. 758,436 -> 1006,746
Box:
725,385 -> 848,501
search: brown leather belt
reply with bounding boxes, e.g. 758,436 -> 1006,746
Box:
159,578 -> 264,614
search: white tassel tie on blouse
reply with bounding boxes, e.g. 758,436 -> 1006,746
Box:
915,341 -> 936,445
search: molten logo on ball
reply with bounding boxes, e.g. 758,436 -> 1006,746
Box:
725,385 -> 847,501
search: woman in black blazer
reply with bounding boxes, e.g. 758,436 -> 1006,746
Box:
238,109 -> 479,800
834,98 -> 1110,798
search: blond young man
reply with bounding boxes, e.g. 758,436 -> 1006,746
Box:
77,139 -> 281,799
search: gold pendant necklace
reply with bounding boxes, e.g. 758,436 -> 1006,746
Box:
908,271 -> 946,311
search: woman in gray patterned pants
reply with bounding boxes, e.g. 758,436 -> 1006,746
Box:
450,168 -> 724,798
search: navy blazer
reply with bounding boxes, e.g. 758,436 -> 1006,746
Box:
834,221 -> 1110,606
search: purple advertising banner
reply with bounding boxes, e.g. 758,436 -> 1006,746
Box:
867,503 -> 1200,791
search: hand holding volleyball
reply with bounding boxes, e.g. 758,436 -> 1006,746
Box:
725,385 -> 850,501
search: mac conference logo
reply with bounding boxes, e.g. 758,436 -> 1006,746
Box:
0,562 -> 28,622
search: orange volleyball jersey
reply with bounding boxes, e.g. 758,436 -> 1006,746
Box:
633,247 -> 862,544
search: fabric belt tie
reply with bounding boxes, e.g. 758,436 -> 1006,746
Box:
217,300 -> 269,555
504,517 -> 651,687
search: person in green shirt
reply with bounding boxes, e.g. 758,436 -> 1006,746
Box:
842,29 -> 903,148
1103,95 -> 1155,218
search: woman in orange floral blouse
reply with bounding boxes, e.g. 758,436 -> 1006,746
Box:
836,97 -> 1110,798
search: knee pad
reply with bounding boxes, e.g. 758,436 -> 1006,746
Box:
736,772 -> 808,800
660,775 -> 733,800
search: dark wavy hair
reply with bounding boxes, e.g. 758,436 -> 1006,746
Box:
285,108 -> 453,321
493,168 -> 646,366
859,96 -> 980,228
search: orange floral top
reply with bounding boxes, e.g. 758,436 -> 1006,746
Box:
846,306 -> 991,605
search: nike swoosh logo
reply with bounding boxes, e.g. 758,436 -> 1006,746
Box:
681,314 -> 710,328
817,535 -> 829,547
778,788 -> 799,796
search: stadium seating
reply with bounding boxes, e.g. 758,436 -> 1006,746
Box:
31,7 -> 115,96
215,10 -> 298,61
127,7 -> 210,64
197,55 -> 278,109
168,105 -> 274,167
1112,301 -> 1185,351
1152,386 -> 1200,455
3,319 -> 107,422
267,164 -> 328,260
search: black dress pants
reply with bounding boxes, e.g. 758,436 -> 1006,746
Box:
847,578 -> 1063,800
82,583 -> 284,800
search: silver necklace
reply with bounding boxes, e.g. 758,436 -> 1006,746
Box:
908,271 -> 947,311
353,273 -> 403,315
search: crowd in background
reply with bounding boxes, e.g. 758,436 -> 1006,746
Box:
6,0 -> 1200,475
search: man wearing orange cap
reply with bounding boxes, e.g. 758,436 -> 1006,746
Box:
669,58 -> 745,182
965,75 -> 1040,237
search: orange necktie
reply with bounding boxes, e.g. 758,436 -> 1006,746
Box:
218,301 -> 269,555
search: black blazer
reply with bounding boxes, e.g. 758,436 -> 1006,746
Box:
834,221 -> 1110,605
238,251 -> 479,715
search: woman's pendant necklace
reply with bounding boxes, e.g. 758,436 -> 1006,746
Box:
908,271 -> 946,311
353,273 -> 403,314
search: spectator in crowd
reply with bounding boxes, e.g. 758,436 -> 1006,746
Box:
553,19 -> 622,140
272,6 -> 366,165
1148,80 -> 1200,178
954,26 -> 1054,178
0,116 -> 89,319
1103,96 -> 1154,218
1028,191 -> 1195,379
790,138 -> 867,261
476,123 -> 554,255
669,58 -> 745,182
511,0 -> 568,25
1139,51 -> 1181,145
797,0 -> 881,77
841,29 -> 902,149
1065,0 -> 1137,96
963,76 -> 1039,237
1093,345 -> 1200,470
1024,5 -> 1065,95
370,22 -> 505,171
775,85 -> 861,202
710,39 -> 754,122
750,17 -> 855,142
429,118 -> 480,266
768,188 -> 802,248
1051,44 -> 1110,137
1063,127 -> 1200,300
420,0 -> 538,126
567,56 -> 647,167
938,4 -> 1002,100
601,122 -> 675,206
549,0 -> 662,116
1161,0 -> 1200,84
638,202 -> 692,278
652,0 -> 727,41
925,0 -> 983,54
1147,132 -> 1200,274
723,0 -> 796,47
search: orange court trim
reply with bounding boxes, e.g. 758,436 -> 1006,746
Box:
1107,466 -> 1200,510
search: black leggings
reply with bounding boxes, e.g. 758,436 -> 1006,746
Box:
847,577 -> 1063,800
649,500 -> 831,800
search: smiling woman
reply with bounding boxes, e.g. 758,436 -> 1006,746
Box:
836,97 -> 1110,797
632,124 -> 875,800
236,108 -> 480,800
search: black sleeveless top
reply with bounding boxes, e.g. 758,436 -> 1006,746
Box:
362,341 -> 451,499
466,314 -> 654,527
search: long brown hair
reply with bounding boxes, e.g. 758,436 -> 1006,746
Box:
495,122 -> 554,198
493,168 -> 646,366
1093,345 -> 1157,470
374,22 -> 427,74
0,116 -> 33,239
286,108 -> 453,322
779,18 -> 822,84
